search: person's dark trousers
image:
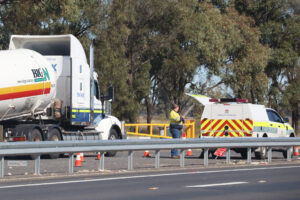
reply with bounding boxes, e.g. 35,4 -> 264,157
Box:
170,128 -> 181,157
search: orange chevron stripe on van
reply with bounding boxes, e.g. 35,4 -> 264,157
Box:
201,119 -> 253,137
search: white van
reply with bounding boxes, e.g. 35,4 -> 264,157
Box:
188,94 -> 295,159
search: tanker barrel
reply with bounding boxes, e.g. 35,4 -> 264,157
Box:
0,49 -> 56,121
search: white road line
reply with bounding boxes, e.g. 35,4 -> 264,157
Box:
0,165 -> 299,189
186,182 -> 248,188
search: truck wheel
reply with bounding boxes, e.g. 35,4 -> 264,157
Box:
105,129 -> 118,157
28,128 -> 43,159
47,128 -> 62,159
28,128 -> 42,142
255,147 -> 267,160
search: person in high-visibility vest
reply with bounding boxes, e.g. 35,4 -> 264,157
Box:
169,104 -> 184,159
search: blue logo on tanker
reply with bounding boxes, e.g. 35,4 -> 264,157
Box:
51,64 -> 57,72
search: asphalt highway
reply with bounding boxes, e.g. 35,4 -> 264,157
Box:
1,164 -> 300,200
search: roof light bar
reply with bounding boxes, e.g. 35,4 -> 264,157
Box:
209,98 -> 248,103
209,99 -> 219,102
236,99 -> 248,103
220,98 -> 237,102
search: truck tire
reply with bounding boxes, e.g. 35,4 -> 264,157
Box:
28,128 -> 43,142
105,129 -> 118,157
28,128 -> 43,159
47,128 -> 62,159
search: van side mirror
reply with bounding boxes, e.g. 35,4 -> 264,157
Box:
283,117 -> 289,123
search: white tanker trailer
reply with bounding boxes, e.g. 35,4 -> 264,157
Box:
0,49 -> 56,120
0,35 -> 125,157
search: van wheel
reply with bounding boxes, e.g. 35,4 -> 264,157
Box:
47,128 -> 62,159
255,147 -> 267,160
255,135 -> 268,160
210,150 -> 217,159
282,147 -> 294,159
240,149 -> 248,159
105,129 -> 118,157
283,134 -> 295,159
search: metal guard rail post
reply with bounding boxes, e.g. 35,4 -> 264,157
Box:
0,137 -> 300,178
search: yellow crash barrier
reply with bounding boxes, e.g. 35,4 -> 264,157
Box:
125,120 -> 195,139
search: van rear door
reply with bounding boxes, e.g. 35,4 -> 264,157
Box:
201,104 -> 253,137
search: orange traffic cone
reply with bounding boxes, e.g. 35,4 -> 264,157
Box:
182,132 -> 192,156
75,153 -> 82,167
144,150 -> 150,157
80,153 -> 85,162
96,152 -> 101,160
182,132 -> 186,139
294,146 -> 299,156
187,149 -> 192,156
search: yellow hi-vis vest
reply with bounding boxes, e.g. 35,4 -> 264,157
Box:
169,110 -> 183,125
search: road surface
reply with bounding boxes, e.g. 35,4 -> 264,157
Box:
1,164 -> 300,200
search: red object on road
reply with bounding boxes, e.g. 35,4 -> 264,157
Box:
96,152 -> 101,160
144,150 -> 150,157
182,132 -> 186,139
214,148 -> 227,157
75,153 -> 82,167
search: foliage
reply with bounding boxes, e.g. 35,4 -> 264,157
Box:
0,0 -> 98,49
234,0 -> 300,133
0,0 -> 299,128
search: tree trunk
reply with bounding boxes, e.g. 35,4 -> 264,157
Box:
292,106 -> 300,137
250,89 -> 255,104
145,97 -> 153,124
146,104 -> 153,124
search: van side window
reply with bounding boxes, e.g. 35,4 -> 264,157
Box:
267,110 -> 274,122
272,111 -> 283,123
267,110 -> 283,123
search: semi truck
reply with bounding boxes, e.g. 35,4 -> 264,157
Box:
0,34 -> 125,157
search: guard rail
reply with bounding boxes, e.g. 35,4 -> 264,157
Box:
0,137 -> 300,178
